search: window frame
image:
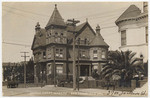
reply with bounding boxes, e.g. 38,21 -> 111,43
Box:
93,50 -> 98,59
121,30 -> 126,46
56,64 -> 63,74
146,26 -> 148,43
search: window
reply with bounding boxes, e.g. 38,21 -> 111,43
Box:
80,50 -> 89,58
56,65 -> 63,74
47,49 -> 51,59
81,51 -> 86,58
146,26 -> 148,43
93,50 -> 98,59
101,50 -> 105,59
47,64 -> 51,74
43,51 -> 46,59
121,30 -> 126,46
55,48 -> 64,59
55,49 -> 59,57
93,65 -> 98,70
59,49 -> 63,58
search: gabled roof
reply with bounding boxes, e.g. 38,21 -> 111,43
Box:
31,29 -> 46,50
67,22 -> 96,44
90,33 -> 109,47
66,22 -> 87,33
45,5 -> 66,29
116,5 -> 141,23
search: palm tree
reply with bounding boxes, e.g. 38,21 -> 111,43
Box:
101,50 -> 144,88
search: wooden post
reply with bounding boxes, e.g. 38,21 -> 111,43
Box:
21,52 -> 29,88
53,46 -> 56,87
67,19 -> 80,91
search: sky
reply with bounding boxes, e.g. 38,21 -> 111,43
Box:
2,2 -> 143,62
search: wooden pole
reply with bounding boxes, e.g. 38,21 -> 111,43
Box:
53,46 -> 56,87
67,19 -> 80,91
21,52 -> 29,88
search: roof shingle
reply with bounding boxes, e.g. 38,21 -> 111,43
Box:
90,33 -> 109,47
116,5 -> 141,23
46,5 -> 66,28
32,29 -> 46,49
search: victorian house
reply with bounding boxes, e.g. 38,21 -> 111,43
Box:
31,5 -> 109,84
115,2 -> 148,63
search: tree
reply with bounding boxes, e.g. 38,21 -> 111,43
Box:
26,58 -> 34,83
101,50 -> 144,87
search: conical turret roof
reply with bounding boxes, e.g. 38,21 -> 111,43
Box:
116,5 -> 141,23
46,4 -> 66,29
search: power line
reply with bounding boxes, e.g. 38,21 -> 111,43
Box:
75,7 -> 127,19
3,9 -> 38,22
20,51 -> 30,88
101,25 -> 117,29
3,41 -> 31,47
3,5 -> 49,17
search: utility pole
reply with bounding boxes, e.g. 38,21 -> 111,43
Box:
77,38 -> 80,91
67,19 -> 80,90
53,46 -> 56,87
21,52 -> 29,88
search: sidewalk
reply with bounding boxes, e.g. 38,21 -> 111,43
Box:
3,84 -> 148,97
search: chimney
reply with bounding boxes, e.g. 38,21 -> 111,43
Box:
143,2 -> 148,13
35,22 -> 41,33
95,24 -> 101,36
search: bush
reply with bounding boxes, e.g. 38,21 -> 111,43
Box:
92,69 -> 100,80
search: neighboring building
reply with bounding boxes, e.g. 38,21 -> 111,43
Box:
115,2 -> 148,63
31,5 -> 109,84
2,62 -> 24,82
2,60 -> 34,83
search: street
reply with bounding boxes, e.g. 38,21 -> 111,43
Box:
2,82 -> 148,97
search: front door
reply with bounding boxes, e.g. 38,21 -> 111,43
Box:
80,65 -> 89,76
